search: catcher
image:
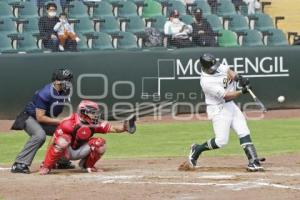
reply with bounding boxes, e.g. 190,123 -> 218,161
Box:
39,100 -> 136,175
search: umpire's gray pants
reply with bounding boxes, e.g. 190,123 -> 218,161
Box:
15,116 -> 56,166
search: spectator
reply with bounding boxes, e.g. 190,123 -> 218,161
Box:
191,8 -> 217,47
207,0 -> 218,14
11,69 -> 74,174
243,0 -> 261,15
164,10 -> 194,48
39,3 -> 60,51
54,13 -> 80,51
232,0 -> 244,12
39,3 -> 77,52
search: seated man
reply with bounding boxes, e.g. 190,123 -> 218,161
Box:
191,9 -> 217,47
164,10 -> 194,48
39,2 -> 77,51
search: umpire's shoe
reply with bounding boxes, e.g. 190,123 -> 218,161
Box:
188,144 -> 198,168
11,162 -> 30,174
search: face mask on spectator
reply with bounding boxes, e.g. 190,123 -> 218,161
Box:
48,11 -> 57,17
172,18 -> 180,24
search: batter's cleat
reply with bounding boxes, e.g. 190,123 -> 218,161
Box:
11,162 -> 30,174
247,162 -> 264,172
39,167 -> 50,175
55,160 -> 75,169
188,144 -> 198,168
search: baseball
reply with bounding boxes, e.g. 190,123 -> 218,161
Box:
277,96 -> 285,103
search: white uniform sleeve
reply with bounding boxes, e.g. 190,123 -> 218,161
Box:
218,64 -> 230,74
203,84 -> 226,100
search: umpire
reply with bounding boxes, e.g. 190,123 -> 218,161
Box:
11,69 -> 75,173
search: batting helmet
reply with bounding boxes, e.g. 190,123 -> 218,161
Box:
78,100 -> 101,125
200,53 -> 220,74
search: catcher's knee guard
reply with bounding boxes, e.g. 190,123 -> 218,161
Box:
83,138 -> 106,169
43,134 -> 71,169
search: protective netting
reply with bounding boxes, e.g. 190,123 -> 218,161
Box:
0,0 -> 295,53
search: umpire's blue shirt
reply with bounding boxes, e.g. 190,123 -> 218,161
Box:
25,83 -> 70,118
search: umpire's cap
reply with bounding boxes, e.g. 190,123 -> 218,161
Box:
200,53 -> 220,74
52,68 -> 73,82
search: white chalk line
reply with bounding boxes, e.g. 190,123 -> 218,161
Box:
0,167 -> 10,171
71,173 -> 300,191
100,179 -> 300,191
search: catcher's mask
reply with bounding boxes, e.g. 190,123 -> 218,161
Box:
200,53 -> 220,74
52,68 -> 73,92
78,100 -> 101,125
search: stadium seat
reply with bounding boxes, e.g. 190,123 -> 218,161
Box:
124,16 -> 146,35
92,32 -> 114,50
194,0 -> 212,16
142,0 -> 163,19
253,13 -> 274,32
167,1 -> 187,16
21,17 -> 40,34
118,1 -> 138,18
217,0 -> 236,17
266,29 -> 288,46
16,33 -> 42,53
205,14 -> 223,32
73,16 -> 95,35
0,2 -> 14,19
117,32 -> 139,49
99,16 -> 120,35
76,33 -> 92,51
93,1 -> 114,18
67,1 -> 89,18
217,29 -> 239,47
227,14 -> 249,33
17,1 -> 39,18
0,19 -> 18,36
150,15 -> 167,33
0,34 -> 16,53
180,15 -> 194,25
242,29 -> 264,47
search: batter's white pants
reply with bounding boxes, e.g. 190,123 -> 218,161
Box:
207,101 -> 250,148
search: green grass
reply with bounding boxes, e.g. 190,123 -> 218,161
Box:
0,119 -> 300,164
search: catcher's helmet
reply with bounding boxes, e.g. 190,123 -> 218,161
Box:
78,100 -> 101,125
200,53 -> 220,74
52,68 -> 73,82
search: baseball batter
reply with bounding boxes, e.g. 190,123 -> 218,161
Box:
188,53 -> 264,172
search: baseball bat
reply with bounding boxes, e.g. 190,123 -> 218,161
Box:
247,87 -> 267,112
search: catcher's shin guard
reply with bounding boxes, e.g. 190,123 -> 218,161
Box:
43,134 -> 71,169
83,138 -> 106,171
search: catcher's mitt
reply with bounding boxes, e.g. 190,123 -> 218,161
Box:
124,115 -> 136,134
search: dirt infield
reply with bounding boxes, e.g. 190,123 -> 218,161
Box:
1,154 -> 300,200
1,109 -> 300,199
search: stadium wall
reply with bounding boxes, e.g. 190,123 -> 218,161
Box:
0,47 -> 299,119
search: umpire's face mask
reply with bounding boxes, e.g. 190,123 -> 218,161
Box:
61,80 -> 72,92
55,80 -> 72,93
